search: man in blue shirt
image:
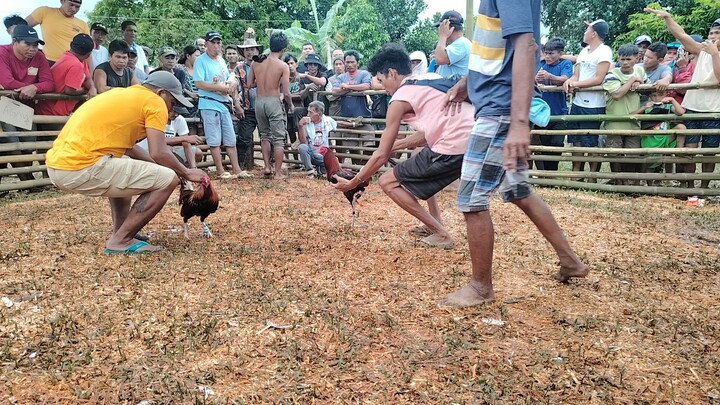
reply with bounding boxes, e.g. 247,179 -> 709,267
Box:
193,30 -> 248,179
331,50 -> 374,164
433,10 -> 471,78
534,37 -> 573,170
442,0 -> 588,307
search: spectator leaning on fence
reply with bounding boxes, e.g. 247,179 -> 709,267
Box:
634,35 -> 652,63
534,37 -> 573,171
642,42 -> 672,98
0,24 -> 54,183
93,39 -> 138,93
563,19 -> 613,179
25,0 -> 89,64
331,50 -> 374,165
646,8 -> 720,188
36,33 -> 97,117
433,10 -> 471,78
602,43 -> 646,184
151,46 -> 188,89
88,22 -> 109,72
3,15 -> 27,38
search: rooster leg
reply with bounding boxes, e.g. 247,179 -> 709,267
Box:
201,221 -> 213,238
183,221 -> 190,239
350,191 -> 363,227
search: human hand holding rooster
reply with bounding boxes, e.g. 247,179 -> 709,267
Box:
184,168 -> 208,183
332,175 -> 359,192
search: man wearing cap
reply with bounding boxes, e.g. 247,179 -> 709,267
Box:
646,9 -> 720,188
120,20 -> 149,75
151,46 -> 188,88
94,39 -> 139,93
36,33 -> 97,116
563,19 -> 613,177
46,71 -> 206,254
433,10 -> 471,78
294,53 -> 329,130
634,35 -> 652,63
89,22 -> 109,72
0,25 -> 54,182
128,47 -> 147,82
194,30 -> 247,179
235,37 -> 263,170
25,0 -> 89,63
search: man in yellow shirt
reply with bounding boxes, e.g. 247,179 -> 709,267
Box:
46,71 -> 207,254
25,0 -> 89,63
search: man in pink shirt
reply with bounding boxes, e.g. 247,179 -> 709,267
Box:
334,44 -> 474,249
36,33 -> 97,116
0,24 -> 54,182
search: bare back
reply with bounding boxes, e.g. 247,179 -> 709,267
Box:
251,55 -> 289,97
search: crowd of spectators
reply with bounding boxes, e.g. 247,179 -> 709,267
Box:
0,4 -> 719,188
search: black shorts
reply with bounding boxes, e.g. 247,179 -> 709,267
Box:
393,146 -> 463,200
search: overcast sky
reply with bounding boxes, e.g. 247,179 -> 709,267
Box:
1,0 -> 479,44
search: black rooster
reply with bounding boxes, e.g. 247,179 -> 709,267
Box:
318,146 -> 370,225
179,176 -> 219,238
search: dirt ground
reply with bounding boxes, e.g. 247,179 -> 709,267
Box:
1,174 -> 719,404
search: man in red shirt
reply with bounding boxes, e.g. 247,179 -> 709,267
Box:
36,33 -> 97,116
0,24 -> 54,182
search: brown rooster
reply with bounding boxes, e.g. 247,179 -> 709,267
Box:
179,176 -> 219,238
318,146 -> 370,225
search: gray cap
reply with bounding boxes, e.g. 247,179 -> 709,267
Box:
143,71 -> 193,108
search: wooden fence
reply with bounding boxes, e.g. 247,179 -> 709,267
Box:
2,82 -> 720,196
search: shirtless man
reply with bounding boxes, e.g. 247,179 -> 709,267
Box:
248,31 -> 293,179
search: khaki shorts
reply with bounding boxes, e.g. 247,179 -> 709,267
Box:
255,96 -> 287,147
48,155 -> 177,198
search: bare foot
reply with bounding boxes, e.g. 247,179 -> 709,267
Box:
418,233 -> 454,249
553,263 -> 589,283
442,280 -> 495,307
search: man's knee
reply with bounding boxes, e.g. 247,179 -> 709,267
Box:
378,170 -> 397,192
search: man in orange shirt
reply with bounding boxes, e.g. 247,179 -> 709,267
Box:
46,71 -> 206,254
25,0 -> 89,63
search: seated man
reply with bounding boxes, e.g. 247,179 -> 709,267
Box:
94,39 -> 139,93
46,71 -> 206,254
334,44 -> 474,249
297,101 -> 334,176
137,105 -> 204,168
36,33 -> 97,116
0,25 -> 54,182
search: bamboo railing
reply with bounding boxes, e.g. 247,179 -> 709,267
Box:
2,83 -> 720,196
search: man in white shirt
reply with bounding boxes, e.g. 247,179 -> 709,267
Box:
137,106 -> 204,168
297,101 -> 335,176
563,19 -> 613,176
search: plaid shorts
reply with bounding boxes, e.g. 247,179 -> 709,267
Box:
456,116 -> 532,212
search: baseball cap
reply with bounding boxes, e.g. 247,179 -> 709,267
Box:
205,30 -> 222,42
712,18 -> 720,28
90,22 -> 108,33
433,10 -> 464,28
584,19 -> 609,40
304,53 -> 322,66
143,71 -> 193,108
70,33 -> 94,54
666,42 -> 681,49
159,46 -> 177,58
12,24 -> 45,45
172,105 -> 190,115
634,35 -> 652,45
689,34 -> 703,43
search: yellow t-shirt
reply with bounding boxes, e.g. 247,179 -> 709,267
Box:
30,6 -> 89,61
46,86 -> 169,171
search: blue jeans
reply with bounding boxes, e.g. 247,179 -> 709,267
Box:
298,144 -> 325,171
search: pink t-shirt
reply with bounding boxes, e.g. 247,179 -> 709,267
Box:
390,73 -> 473,155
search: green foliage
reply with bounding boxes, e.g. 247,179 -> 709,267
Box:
335,0 -> 389,64
369,0 -> 427,43
273,0 -> 346,65
615,1 -> 720,49
541,0 -> 697,53
402,13 -> 440,58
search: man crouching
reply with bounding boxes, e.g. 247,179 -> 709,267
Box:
46,71 -> 207,254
